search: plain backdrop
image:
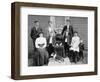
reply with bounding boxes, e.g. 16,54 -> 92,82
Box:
0,0 -> 100,82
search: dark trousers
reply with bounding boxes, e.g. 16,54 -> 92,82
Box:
69,50 -> 79,63
79,51 -> 84,60
47,44 -> 54,58
64,42 -> 69,57
33,40 -> 36,51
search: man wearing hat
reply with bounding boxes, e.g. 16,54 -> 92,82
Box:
61,17 -> 74,57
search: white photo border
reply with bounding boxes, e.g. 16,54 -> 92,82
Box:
20,6 -> 95,76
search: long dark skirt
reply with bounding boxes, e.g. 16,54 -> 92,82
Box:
35,48 -> 49,66
54,46 -> 65,58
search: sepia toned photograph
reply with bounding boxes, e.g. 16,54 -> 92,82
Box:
28,15 -> 88,66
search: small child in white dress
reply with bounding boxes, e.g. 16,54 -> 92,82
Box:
69,31 -> 80,63
70,32 -> 80,52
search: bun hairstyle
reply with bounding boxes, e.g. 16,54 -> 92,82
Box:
34,20 -> 39,23
74,31 -> 78,34
39,32 -> 44,35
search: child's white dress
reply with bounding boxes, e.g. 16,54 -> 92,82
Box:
70,36 -> 80,52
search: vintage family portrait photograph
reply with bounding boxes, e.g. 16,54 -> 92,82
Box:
11,2 -> 97,79
28,16 -> 88,66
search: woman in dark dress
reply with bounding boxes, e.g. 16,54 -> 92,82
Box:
54,29 -> 65,58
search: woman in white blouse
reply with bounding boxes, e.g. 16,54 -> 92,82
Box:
35,32 -> 49,66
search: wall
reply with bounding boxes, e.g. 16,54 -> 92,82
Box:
28,16 -> 88,53
0,0 -> 100,82
71,17 -> 88,49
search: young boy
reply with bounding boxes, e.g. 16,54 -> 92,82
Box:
79,40 -> 84,61
69,31 -> 80,63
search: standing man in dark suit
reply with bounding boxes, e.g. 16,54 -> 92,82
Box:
62,17 -> 74,57
30,21 -> 43,66
47,32 -> 56,58
30,21 -> 43,50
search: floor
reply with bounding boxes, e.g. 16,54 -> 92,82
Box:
28,50 -> 87,66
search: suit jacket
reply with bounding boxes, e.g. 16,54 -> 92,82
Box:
61,25 -> 74,45
47,36 -> 56,46
30,27 -> 43,41
79,43 -> 84,51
